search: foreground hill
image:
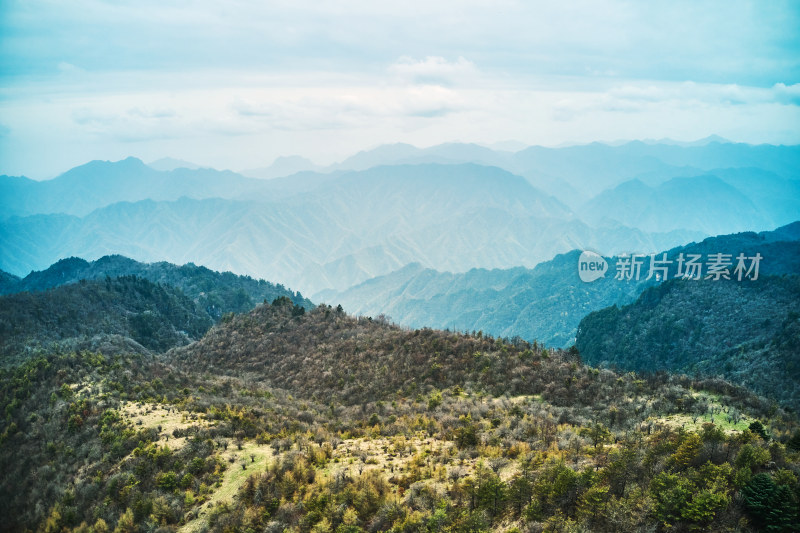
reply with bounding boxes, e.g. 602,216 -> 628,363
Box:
2,298 -> 799,532
0,254 -> 312,318
320,222 -> 800,349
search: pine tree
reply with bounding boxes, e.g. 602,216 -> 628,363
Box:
742,473 -> 799,532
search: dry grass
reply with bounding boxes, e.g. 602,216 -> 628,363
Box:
655,412 -> 751,434
651,391 -> 753,434
180,441 -> 274,533
120,401 -> 217,450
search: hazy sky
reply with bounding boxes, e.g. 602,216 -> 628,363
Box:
1,0 -> 799,178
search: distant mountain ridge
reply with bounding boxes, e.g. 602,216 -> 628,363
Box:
147,157 -> 204,171
240,155 -> 322,179
330,140 -> 800,207
582,172 -> 799,234
319,222 -> 800,348
0,157 -> 265,218
1,162 -> 704,294
2,140 -> 797,295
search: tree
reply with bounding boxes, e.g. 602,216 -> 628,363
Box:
578,483 -> 609,524
672,433 -> 702,469
749,420 -> 769,441
113,508 -> 136,533
476,470 -> 507,522
455,420 -> 479,448
156,471 -> 178,491
742,473 -> 799,532
786,431 -> 800,452
680,489 -> 728,527
650,472 -> 692,526
581,423 -> 611,448
508,473 -> 533,517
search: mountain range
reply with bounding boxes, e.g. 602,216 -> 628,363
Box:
0,254 -> 311,315
324,140 -> 800,207
319,222 -> 800,348
581,171 -> 800,234
3,139 -> 797,295
1,161 -> 707,294
2,140 -> 800,532
0,157 -> 266,219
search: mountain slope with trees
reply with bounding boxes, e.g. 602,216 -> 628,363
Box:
2,294 -> 799,532
0,254 -> 313,317
576,275 -> 800,411
317,252 -> 649,348
0,276 -> 213,362
321,222 -> 800,349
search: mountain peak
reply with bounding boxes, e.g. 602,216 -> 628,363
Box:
61,156 -> 147,177
148,157 -> 202,171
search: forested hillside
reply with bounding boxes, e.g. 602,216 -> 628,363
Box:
0,276 -> 213,363
576,275 -> 800,411
1,254 -> 313,318
2,295 -> 799,532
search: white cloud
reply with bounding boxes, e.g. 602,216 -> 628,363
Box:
1,1 -> 798,177
388,56 -> 478,87
773,83 -> 800,106
551,81 -> 800,121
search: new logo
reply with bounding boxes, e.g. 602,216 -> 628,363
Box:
578,251 -> 608,283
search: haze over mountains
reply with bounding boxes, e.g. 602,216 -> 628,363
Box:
1,140 -> 798,297
2,140 -> 800,533
319,223 -> 800,347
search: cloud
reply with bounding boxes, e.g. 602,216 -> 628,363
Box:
389,56 -> 478,87
1,1 -> 799,177
773,83 -> 800,106
127,107 -> 177,119
2,0 -> 798,87
227,81 -> 465,133
57,62 -> 85,74
72,108 -> 116,127
552,81 -> 800,121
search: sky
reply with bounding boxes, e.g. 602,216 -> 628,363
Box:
1,0 -> 799,179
